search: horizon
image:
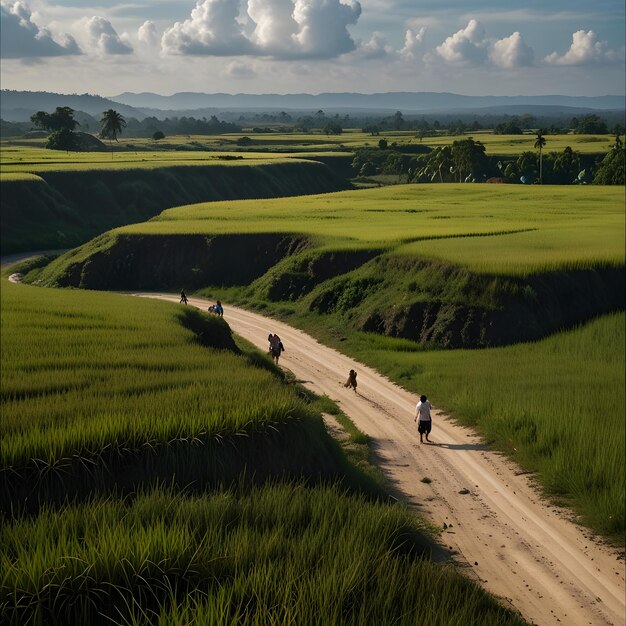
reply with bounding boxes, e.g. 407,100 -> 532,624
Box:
3,88 -> 624,99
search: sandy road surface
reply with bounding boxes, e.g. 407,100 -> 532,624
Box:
141,294 -> 624,626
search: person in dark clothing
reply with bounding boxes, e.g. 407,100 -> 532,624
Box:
344,369 -> 358,392
180,290 -> 188,304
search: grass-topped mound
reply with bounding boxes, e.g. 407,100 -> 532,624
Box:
0,282 -> 343,509
0,160 -> 350,254
31,184 -> 625,347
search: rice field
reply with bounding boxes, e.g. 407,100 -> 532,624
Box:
116,184 -> 625,276
0,281 -> 313,471
65,131 -> 621,155
0,484 -> 525,626
0,144 -> 306,176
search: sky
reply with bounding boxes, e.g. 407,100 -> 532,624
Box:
1,0 -> 625,97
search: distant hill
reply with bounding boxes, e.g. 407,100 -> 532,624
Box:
2,90 -> 623,125
0,90 -> 145,122
111,90 -> 625,113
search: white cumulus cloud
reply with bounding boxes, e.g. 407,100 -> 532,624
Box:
292,0 -> 361,58
435,19 -> 488,65
83,16 -> 133,55
544,30 -> 622,65
223,60 -> 257,77
356,31 -> 392,60
161,0 -> 361,59
490,31 -> 533,68
399,26 -> 426,60
161,0 -> 252,56
138,20 -> 159,47
0,0 -> 80,58
432,20 -> 537,69
248,0 -> 298,54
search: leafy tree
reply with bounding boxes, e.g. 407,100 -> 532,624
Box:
450,137 -> 487,182
516,151 -> 538,183
534,131 -> 547,184
503,161 -> 520,181
31,107 -> 78,132
99,109 -> 127,157
392,111 -> 404,130
236,136 -> 253,146
593,136 -> 625,185
420,146 -> 453,182
551,146 -> 580,183
152,130 -> 165,141
494,120 -> 523,135
378,138 -> 388,150
363,124 -> 380,135
46,127 -> 78,151
359,161 -> 376,176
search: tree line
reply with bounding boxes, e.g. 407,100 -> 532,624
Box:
352,135 -> 625,185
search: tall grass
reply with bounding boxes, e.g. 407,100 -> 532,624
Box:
0,484 -> 525,626
325,313 -> 625,539
0,282 -> 316,471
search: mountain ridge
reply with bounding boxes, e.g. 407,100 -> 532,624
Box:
2,89 -> 623,123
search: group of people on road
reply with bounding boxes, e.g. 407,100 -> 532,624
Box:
180,291 -> 434,443
179,290 -> 223,317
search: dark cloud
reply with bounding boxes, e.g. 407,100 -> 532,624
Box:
1,1 -> 81,58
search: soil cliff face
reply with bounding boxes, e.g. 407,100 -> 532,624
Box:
1,161 -> 350,254
34,233 -> 625,349
51,234 -> 311,291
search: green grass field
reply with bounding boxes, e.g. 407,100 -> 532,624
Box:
1,484 -> 525,626
115,184 -> 625,275
3,131 -> 617,171
0,280 -> 527,625
0,282 -> 314,471
292,312 -> 624,540
0,144 -> 306,177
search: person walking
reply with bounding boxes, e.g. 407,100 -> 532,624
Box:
215,300 -> 224,317
415,394 -> 433,443
344,369 -> 358,393
180,290 -> 188,305
268,333 -> 284,364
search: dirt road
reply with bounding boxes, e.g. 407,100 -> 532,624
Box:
144,294 -> 624,626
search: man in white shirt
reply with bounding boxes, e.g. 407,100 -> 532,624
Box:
414,394 -> 433,443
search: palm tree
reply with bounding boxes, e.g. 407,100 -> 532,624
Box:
534,131 -> 546,184
100,109 -> 126,158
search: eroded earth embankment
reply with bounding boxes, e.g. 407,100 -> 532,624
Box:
1,160 -> 350,254
27,232 -> 625,349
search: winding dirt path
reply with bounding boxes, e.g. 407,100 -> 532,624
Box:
143,293 -> 624,626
